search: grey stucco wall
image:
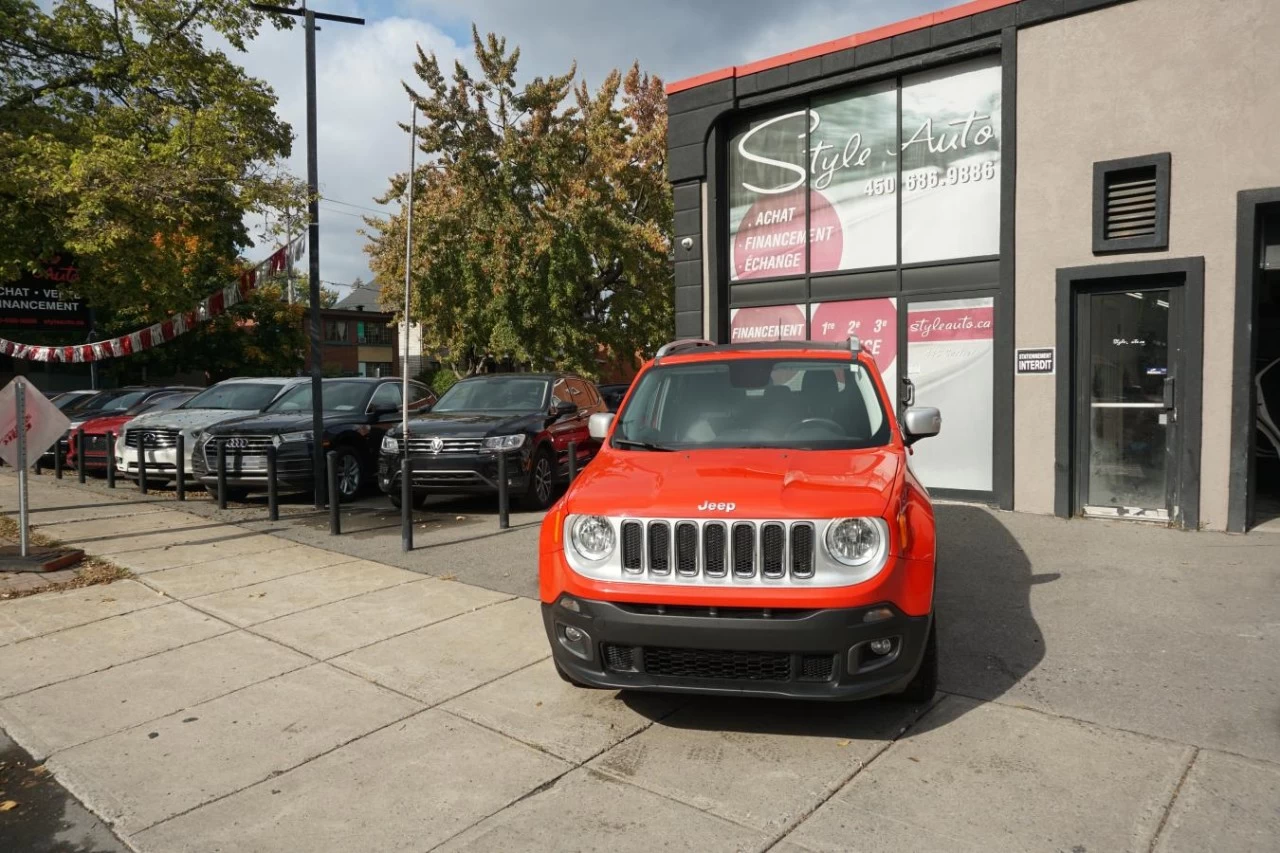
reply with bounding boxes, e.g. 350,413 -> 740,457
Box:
1015,0 -> 1280,528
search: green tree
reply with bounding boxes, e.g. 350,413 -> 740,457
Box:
289,273 -> 339,308
0,0 -> 297,319
365,28 -> 672,380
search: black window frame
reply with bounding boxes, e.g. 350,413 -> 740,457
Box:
1092,152 -> 1171,255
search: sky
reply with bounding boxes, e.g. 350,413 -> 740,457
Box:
233,0 -> 945,294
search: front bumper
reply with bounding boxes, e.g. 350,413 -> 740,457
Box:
542,597 -> 931,701
378,450 -> 529,494
114,446 -> 197,482
191,443 -> 315,492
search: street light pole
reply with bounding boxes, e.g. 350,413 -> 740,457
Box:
250,3 -> 365,510
401,100 -> 416,552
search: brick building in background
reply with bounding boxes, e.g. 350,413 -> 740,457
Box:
305,281 -> 400,377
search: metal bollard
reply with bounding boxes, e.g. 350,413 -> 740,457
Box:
266,446 -> 279,522
175,434 -> 186,501
497,453 -> 510,530
106,432 -> 116,488
76,429 -> 86,483
401,457 -> 413,552
137,438 -> 148,495
327,451 -> 340,535
567,440 -> 578,482
54,438 -> 64,479
216,440 -> 228,509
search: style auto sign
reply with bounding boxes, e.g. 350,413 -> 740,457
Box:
0,256 -> 90,331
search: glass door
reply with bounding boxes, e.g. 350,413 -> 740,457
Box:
1075,286 -> 1181,520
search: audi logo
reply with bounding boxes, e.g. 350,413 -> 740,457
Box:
226,437 -> 249,449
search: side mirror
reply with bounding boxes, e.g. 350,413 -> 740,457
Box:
902,406 -> 941,446
552,398 -> 577,418
588,412 -> 614,440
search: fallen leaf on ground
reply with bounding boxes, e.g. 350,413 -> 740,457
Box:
908,756 -> 920,762
29,766 -> 47,776
836,739 -> 850,747
0,801 -> 17,811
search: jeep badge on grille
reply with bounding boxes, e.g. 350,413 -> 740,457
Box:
696,501 -> 737,512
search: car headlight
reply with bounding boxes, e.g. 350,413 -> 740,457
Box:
381,434 -> 400,453
568,515 -> 615,562
483,434 -> 526,450
824,517 -> 887,567
274,431 -> 313,447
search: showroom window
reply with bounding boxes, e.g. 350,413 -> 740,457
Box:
722,54 -> 1002,497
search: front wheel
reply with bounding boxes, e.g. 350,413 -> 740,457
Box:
331,447 -> 364,502
894,616 -> 938,703
519,447 -> 555,511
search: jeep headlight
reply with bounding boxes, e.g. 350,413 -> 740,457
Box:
568,515 -> 615,562
381,434 -> 400,453
483,434 -> 526,450
824,517 -> 887,567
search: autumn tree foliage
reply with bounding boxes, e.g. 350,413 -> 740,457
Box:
0,0 -> 298,317
366,28 -> 673,379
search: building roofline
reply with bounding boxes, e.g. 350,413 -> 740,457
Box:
665,0 -> 1020,94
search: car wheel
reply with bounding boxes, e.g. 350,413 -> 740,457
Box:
520,447 -> 555,511
389,487 -> 429,510
332,448 -> 363,502
894,616 -> 938,703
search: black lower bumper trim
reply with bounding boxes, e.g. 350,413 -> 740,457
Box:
543,597 -> 932,701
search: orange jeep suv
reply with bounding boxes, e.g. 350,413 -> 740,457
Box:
538,338 -> 942,702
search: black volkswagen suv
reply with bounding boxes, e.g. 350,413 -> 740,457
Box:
193,377 -> 435,501
379,373 -> 605,510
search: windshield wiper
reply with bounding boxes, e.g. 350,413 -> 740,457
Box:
612,438 -> 674,452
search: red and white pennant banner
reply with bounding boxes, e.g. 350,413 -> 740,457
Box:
0,240 -> 298,364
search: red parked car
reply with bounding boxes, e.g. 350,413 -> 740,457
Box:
66,389 -> 198,471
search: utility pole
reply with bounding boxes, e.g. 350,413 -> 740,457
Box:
251,3 -> 364,509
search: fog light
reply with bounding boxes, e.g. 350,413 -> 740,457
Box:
869,638 -> 893,656
556,622 -> 592,660
564,625 -> 584,642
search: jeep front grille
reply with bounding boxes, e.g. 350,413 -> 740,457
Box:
616,518 -> 817,583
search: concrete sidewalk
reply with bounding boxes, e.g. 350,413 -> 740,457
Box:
0,471 -> 1277,852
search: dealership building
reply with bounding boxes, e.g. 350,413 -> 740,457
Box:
665,0 -> 1280,531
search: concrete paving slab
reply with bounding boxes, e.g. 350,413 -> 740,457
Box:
589,695 -> 926,834
132,709 -> 569,853
1153,750 -> 1280,853
333,597 -> 548,706
435,768 -> 769,853
253,577 -> 510,659
36,511 -> 212,542
0,579 -> 164,646
777,810 -> 988,853
787,696 -> 1192,853
105,532 -> 298,573
12,498 -> 170,526
49,663 -> 422,836
140,544 -> 357,599
443,659 -> 681,763
0,603 -> 229,699
0,631 -> 310,758
186,560 -> 416,626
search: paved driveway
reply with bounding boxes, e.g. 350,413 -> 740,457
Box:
0,472 -> 1276,852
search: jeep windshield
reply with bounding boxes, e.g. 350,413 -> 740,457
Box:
613,358 -> 890,451
432,377 -> 549,413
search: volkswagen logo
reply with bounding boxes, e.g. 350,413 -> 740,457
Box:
430,436 -> 444,454
227,437 -> 249,450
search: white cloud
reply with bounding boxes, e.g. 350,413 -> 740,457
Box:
231,0 -> 945,288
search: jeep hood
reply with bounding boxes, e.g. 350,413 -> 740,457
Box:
566,447 -> 900,519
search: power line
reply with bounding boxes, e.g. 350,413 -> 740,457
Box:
319,204 -> 387,220
320,196 -> 393,216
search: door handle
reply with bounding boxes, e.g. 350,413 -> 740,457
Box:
1162,377 -> 1175,410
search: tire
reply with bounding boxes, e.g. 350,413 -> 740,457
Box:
331,447 -> 364,503
389,487 -> 429,510
894,616 -> 938,703
519,447 -> 556,511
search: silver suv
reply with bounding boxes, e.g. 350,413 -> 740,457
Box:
114,377 -> 305,485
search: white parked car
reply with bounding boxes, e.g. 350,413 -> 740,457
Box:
114,377 -> 305,484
